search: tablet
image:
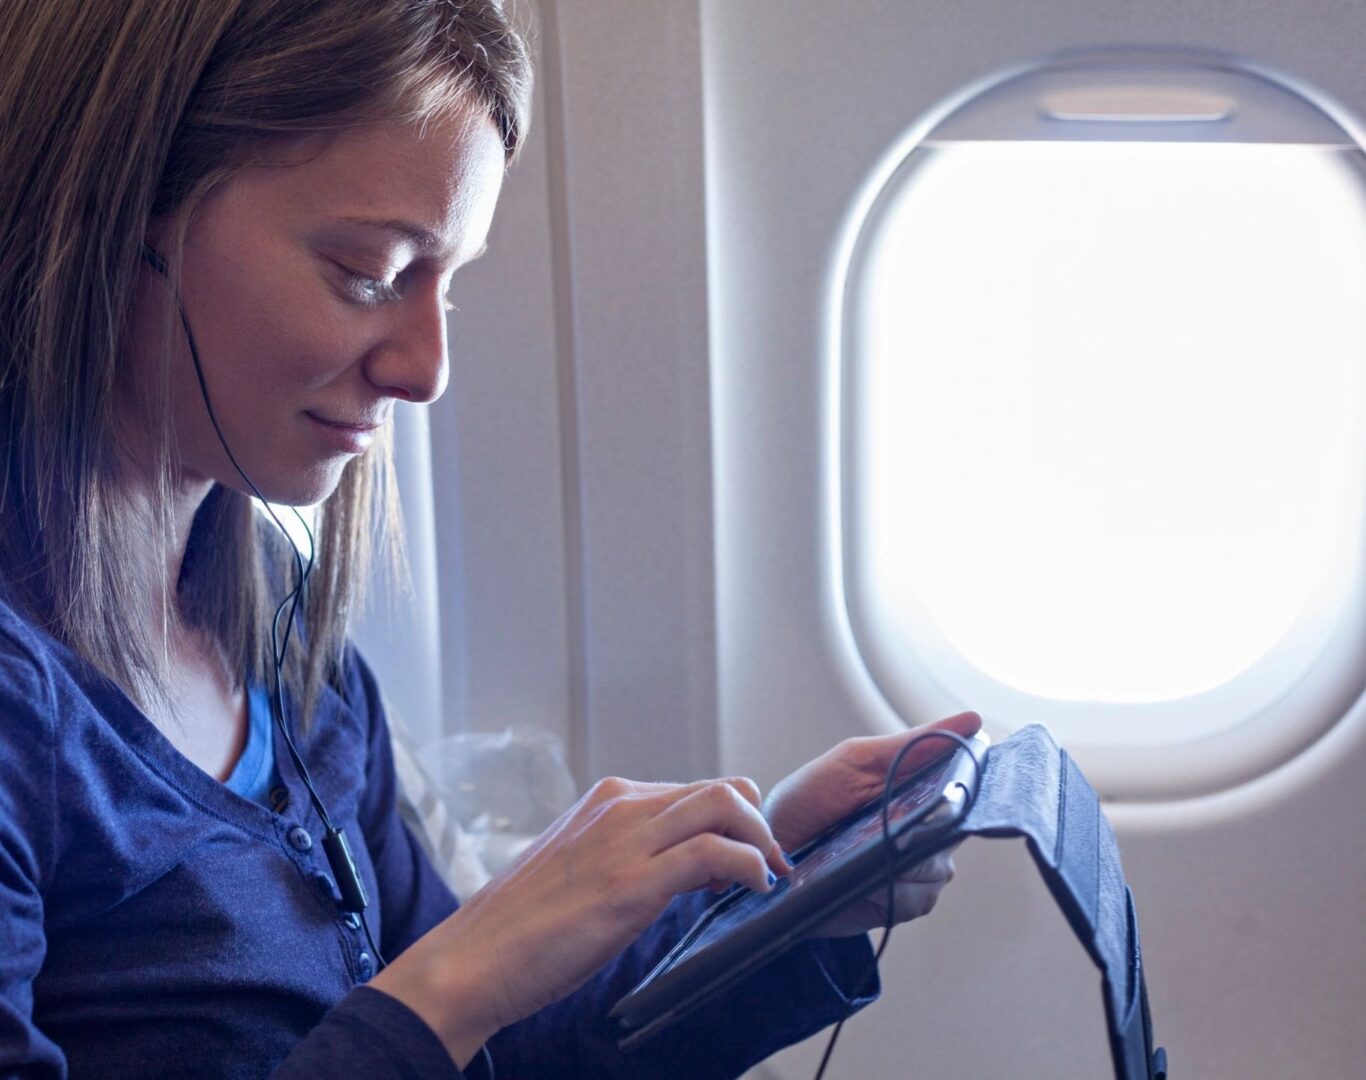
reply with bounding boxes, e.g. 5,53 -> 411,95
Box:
609,733 -> 987,1049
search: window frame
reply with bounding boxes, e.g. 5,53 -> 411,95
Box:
829,50 -> 1366,799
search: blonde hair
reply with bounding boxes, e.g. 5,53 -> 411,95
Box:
0,0 -> 531,723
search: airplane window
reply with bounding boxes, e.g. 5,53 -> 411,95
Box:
840,58 -> 1366,796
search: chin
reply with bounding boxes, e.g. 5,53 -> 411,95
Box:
230,458 -> 350,509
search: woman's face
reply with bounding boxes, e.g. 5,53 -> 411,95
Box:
127,106 -> 506,506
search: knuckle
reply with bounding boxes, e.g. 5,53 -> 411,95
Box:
690,832 -> 726,868
837,735 -> 878,759
707,781 -> 739,808
730,776 -> 762,806
592,776 -> 631,800
697,832 -> 726,859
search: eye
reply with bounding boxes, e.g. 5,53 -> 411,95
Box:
331,259 -> 457,313
341,271 -> 402,308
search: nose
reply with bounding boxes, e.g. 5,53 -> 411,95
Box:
362,285 -> 449,404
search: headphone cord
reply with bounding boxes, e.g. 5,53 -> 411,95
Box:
143,244 -> 385,968
811,729 -> 982,1080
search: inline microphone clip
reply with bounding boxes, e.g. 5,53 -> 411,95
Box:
322,826 -> 370,914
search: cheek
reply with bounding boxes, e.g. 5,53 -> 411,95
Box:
196,278 -> 357,405
186,223 -> 356,395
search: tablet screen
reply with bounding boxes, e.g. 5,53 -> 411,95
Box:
684,750 -> 962,957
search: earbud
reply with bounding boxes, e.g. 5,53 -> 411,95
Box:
140,241 -> 168,276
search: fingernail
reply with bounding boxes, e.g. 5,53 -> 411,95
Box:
766,871 -> 777,888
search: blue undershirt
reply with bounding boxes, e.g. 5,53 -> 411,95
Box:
222,683 -> 279,805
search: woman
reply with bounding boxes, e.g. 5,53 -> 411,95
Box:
0,1 -> 979,1076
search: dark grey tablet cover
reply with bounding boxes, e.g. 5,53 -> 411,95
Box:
611,725 -> 1167,1080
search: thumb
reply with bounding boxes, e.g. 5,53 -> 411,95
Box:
887,711 -> 981,782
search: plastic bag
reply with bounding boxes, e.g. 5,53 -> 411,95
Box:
422,727 -> 579,875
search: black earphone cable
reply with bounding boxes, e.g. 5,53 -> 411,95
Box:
143,243 -> 384,969
172,276 -> 333,833
811,728 -> 983,1080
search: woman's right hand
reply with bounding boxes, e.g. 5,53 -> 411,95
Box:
369,775 -> 791,1067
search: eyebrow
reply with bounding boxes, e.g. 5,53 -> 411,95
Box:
329,216 -> 489,262
332,216 -> 441,249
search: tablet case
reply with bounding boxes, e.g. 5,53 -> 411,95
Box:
953,724 -> 1168,1080
614,725 -> 1168,1080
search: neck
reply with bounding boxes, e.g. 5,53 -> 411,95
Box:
116,457 -> 216,642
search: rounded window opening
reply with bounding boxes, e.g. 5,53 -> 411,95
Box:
840,54 -> 1366,798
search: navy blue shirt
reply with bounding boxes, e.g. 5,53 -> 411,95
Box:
0,592 -> 877,1078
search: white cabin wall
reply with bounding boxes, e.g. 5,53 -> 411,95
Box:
425,0 -> 720,786
424,3 -> 572,758
539,0 -> 719,785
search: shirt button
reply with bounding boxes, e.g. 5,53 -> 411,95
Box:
357,951 -> 374,981
343,912 -> 362,931
287,826 -> 313,852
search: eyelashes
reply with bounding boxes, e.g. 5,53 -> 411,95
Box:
334,261 -> 457,312
343,273 -> 403,308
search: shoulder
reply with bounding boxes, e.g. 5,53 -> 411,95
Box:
317,642 -> 388,757
289,642 -> 393,823
338,642 -> 385,721
0,590 -> 59,733
0,588 -> 60,889
0,585 -> 134,748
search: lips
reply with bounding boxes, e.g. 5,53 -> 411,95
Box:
304,411 -> 384,455
305,412 -> 383,433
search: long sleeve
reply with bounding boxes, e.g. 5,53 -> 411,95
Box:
271,987 -> 465,1080
486,892 -> 878,1079
0,644 -> 65,1079
337,648 -> 880,1079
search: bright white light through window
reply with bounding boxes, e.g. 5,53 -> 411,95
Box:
851,139 -> 1366,704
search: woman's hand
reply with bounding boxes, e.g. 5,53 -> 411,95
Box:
371,774 -> 790,1067
763,711 -> 982,938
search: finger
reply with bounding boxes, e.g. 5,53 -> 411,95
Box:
590,774 -> 764,813
521,776 -> 689,862
647,782 -> 789,877
866,865 -> 954,923
891,881 -> 943,921
836,711 -> 980,779
895,850 -> 955,885
654,832 -> 774,895
885,712 -> 981,782
581,775 -> 697,808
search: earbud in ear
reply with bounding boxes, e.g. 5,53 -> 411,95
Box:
140,242 -> 168,276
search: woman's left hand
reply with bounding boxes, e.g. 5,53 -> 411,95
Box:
762,711 -> 981,938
